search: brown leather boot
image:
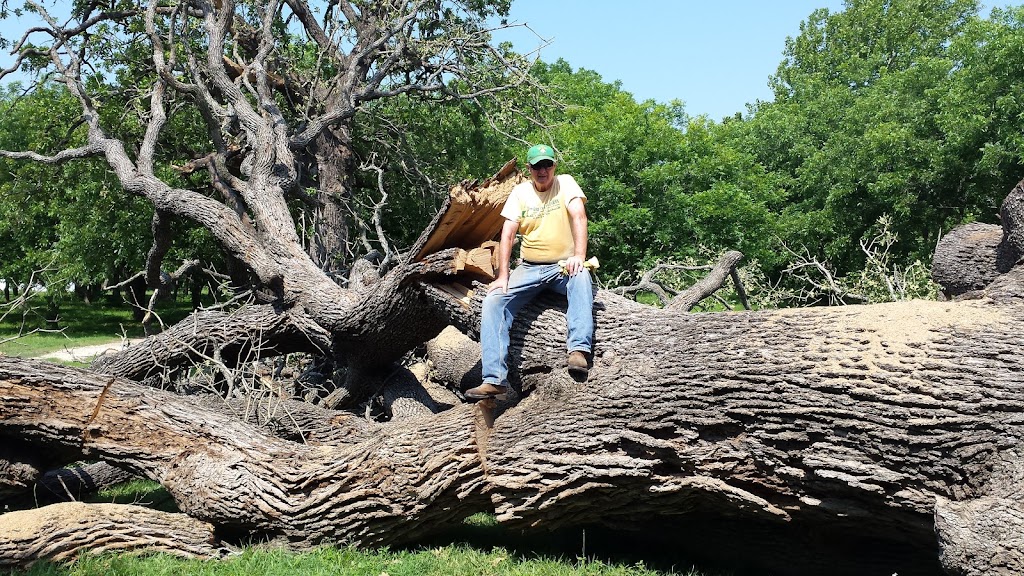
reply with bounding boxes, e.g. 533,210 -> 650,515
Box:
465,382 -> 508,400
567,350 -> 589,376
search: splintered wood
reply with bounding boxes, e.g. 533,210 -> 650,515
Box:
458,241 -> 499,278
435,282 -> 474,309
412,158 -> 523,264
411,159 -> 522,307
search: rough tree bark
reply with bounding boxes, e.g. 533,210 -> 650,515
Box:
3,290 -> 1024,575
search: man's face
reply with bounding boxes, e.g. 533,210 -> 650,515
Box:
529,160 -> 556,192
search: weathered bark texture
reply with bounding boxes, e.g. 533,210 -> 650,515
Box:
934,449 -> 1024,576
932,177 -> 1024,298
931,222 -> 1002,297
668,250 -> 746,311
0,445 -> 42,499
191,394 -> 377,445
91,305 -> 333,383
1,357 -> 491,548
425,325 -> 483,392
4,292 -> 1024,574
996,178 -> 1024,268
0,502 -> 226,566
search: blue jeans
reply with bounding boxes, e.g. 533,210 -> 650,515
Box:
480,262 -> 594,387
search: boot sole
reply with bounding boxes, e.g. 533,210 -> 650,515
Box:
567,365 -> 589,376
466,392 -> 507,401
465,389 -> 508,400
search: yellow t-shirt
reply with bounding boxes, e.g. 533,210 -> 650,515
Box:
500,174 -> 587,263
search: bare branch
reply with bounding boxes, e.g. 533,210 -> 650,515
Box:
0,143 -> 104,163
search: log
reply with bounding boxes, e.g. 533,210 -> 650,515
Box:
4,291 -> 1024,574
91,305 -> 333,383
426,325 -> 482,392
997,178 -> 1024,268
36,462 -> 136,503
0,445 -> 42,500
932,178 -> 1024,299
931,222 -> 1003,298
0,356 -> 491,549
0,502 -> 226,565
668,250 -> 745,311
6,164 -> 1024,574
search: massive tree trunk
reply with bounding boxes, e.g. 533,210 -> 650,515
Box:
3,292 -> 1024,575
4,150 -> 1024,576
308,126 -> 355,277
5,166 -> 1024,575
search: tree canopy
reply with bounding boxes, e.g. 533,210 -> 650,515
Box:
0,0 -> 1021,304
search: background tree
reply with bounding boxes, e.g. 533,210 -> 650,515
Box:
737,0 -> 1024,280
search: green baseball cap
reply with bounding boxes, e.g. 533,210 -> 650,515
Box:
526,144 -> 556,166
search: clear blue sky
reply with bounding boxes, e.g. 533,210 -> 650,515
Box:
492,0 -> 843,119
493,0 -> 1008,120
1,1 -> 1010,120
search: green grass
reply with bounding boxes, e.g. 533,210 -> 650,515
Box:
0,297 -> 195,357
2,481 -> 720,576
86,479 -> 178,513
7,545 -> 710,576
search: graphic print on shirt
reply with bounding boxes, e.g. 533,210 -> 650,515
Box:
520,194 -> 561,223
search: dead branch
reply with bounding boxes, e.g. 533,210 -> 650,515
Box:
667,251 -> 747,311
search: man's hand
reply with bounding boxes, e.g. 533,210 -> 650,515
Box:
488,275 -> 509,294
563,255 -> 584,276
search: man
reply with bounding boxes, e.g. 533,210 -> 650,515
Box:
466,143 -> 594,400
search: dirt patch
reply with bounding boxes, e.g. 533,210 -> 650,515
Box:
37,339 -> 145,362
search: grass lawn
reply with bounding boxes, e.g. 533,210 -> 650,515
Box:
1,483 -> 716,576
0,297 -> 196,357
9,545 -> 709,576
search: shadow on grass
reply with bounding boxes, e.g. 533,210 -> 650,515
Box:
416,510 -> 946,576
85,479 -> 179,514
415,513 -> 731,576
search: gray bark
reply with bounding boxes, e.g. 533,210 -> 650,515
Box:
0,503 -> 226,566
3,288 -> 1024,574
932,178 -> 1024,299
932,222 -> 1003,298
0,445 -> 42,500
668,250 -> 745,311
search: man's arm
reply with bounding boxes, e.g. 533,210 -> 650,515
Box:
565,197 -> 588,276
488,218 -> 519,293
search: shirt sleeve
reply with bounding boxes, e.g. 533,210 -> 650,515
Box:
558,175 -> 587,205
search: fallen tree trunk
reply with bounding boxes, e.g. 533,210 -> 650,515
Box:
3,291 -> 1024,575
4,169 -> 1024,575
932,178 -> 1024,299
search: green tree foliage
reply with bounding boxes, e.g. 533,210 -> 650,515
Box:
0,0 -> 527,295
938,5 -> 1024,210
2,0 -> 1021,309
740,0 -> 1023,276
532,60 -> 787,281
0,82 -> 222,310
0,85 -> 150,292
